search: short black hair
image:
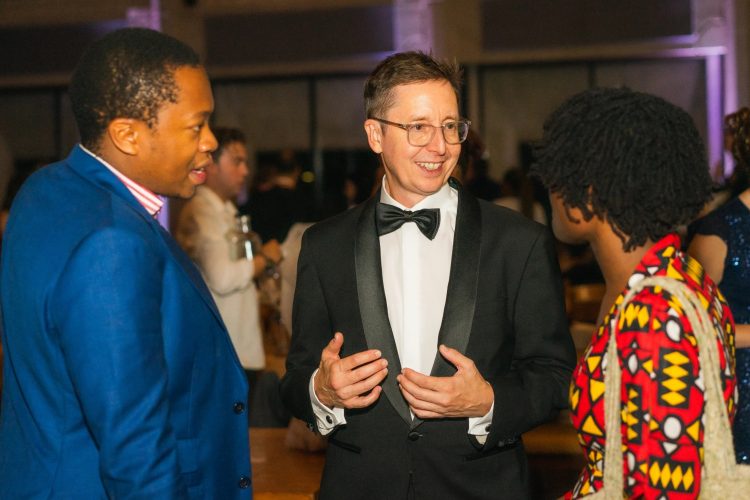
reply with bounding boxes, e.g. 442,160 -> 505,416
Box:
212,127 -> 246,159
531,87 -> 711,251
364,51 -> 462,119
69,28 -> 200,152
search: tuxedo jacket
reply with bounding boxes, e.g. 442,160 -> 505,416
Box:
0,145 -> 251,499
280,181 -> 576,500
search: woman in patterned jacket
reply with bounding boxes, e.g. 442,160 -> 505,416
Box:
531,87 -> 737,499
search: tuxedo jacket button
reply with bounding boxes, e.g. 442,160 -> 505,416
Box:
238,475 -> 251,489
407,431 -> 422,441
233,402 -> 245,414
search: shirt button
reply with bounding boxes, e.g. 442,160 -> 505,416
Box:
238,475 -> 251,489
485,425 -> 492,433
325,415 -> 333,424
233,402 -> 245,414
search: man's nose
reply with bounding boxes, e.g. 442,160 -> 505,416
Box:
201,127 -> 218,154
425,126 -> 447,154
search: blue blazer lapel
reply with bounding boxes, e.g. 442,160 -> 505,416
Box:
154,223 -> 227,330
355,195 -> 411,426
430,178 -> 481,377
67,145 -> 152,219
66,145 -> 226,330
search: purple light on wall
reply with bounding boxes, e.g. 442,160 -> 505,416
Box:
610,44 -> 729,180
87,19 -> 129,38
706,54 -> 724,180
394,0 -> 434,52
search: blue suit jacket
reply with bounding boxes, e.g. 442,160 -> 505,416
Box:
0,145 -> 251,499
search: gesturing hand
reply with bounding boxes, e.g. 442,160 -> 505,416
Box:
396,345 -> 494,419
261,239 -> 282,264
313,332 -> 388,409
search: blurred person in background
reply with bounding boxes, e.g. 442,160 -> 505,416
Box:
240,148 -> 315,243
176,126 -> 282,423
494,167 -> 547,225
459,129 -> 502,201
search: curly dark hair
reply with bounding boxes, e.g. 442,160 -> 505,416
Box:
364,51 -> 462,119
531,87 -> 712,251
725,107 -> 750,172
69,28 -> 200,152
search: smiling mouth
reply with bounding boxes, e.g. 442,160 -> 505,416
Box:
416,161 -> 442,171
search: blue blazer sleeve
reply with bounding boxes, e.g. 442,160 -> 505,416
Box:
50,225 -> 187,499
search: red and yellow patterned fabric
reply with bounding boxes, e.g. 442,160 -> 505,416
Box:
565,233 -> 737,499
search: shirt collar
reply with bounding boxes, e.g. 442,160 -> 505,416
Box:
80,145 -> 164,217
379,176 -> 456,212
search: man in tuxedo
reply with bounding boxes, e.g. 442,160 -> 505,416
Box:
0,28 -> 251,498
280,52 -> 576,499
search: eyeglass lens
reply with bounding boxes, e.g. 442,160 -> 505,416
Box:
408,122 -> 469,146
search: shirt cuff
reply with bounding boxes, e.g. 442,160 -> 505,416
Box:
309,369 -> 346,435
467,402 -> 494,444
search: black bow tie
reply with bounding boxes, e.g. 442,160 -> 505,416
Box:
375,203 -> 441,240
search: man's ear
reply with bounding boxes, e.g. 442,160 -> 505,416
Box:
106,118 -> 141,156
364,119 -> 383,154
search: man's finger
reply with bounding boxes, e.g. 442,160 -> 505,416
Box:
411,408 -> 443,419
398,374 -> 444,405
321,332 -> 345,359
438,344 -> 473,371
337,367 -> 388,401
400,368 -> 443,392
339,348 -> 383,371
343,385 -> 383,409
348,357 -> 388,383
399,383 -> 444,413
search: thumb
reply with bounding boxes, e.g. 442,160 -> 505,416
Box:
439,344 -> 471,371
322,332 -> 344,360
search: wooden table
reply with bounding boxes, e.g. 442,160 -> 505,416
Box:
250,428 -> 325,500
523,412 -> 580,455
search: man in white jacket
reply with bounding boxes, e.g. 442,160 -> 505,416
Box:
177,127 -> 281,410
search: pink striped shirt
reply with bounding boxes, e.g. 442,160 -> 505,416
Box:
81,146 -> 164,217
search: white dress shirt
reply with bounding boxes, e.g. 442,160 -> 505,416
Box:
176,186 -> 265,370
311,178 -> 493,436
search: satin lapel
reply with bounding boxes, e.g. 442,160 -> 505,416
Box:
355,196 -> 411,426
430,179 -> 481,377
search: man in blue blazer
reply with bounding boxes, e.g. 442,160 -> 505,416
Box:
0,28 -> 252,498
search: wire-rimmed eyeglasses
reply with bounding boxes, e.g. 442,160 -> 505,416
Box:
371,117 -> 471,147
